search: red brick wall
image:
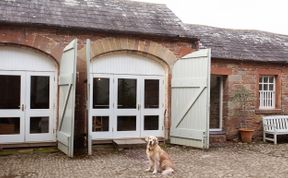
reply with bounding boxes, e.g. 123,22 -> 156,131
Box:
212,59 -> 288,141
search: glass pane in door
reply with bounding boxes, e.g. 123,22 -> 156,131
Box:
92,116 -> 109,132
0,75 -> 21,109
0,117 -> 20,134
117,116 -> 136,131
93,78 -> 109,109
30,76 -> 50,109
30,117 -> 49,133
118,79 -> 136,109
144,115 -> 159,130
144,79 -> 159,108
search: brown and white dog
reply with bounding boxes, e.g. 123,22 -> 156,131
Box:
145,136 -> 174,176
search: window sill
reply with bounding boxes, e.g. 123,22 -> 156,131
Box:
255,109 -> 282,114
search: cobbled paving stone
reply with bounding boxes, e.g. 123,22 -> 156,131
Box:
1,143 -> 288,178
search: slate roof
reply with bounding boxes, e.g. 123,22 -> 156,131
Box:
187,24 -> 288,63
0,0 -> 193,39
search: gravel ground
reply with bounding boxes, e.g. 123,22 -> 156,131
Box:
1,143 -> 288,178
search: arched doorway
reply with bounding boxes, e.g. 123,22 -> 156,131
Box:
0,46 -> 57,143
88,53 -> 166,139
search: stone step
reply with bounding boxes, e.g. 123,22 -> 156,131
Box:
113,138 -> 146,150
210,132 -> 227,144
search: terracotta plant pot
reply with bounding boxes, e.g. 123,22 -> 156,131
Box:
239,128 -> 254,143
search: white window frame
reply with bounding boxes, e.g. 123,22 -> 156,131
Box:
259,76 -> 276,109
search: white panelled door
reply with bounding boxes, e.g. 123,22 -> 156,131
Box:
57,39 -> 77,157
88,52 -> 165,141
170,49 -> 211,149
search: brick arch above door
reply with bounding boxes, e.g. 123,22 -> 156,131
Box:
0,32 -> 62,64
87,37 -> 177,67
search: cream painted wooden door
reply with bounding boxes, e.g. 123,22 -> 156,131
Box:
170,49 -> 211,149
57,39 -> 77,157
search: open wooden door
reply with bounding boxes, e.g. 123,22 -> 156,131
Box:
85,39 -> 93,155
170,49 -> 211,149
57,39 -> 77,157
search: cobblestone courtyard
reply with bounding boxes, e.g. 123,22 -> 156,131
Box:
1,143 -> 288,178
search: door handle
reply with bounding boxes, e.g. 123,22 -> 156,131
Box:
20,104 -> 24,111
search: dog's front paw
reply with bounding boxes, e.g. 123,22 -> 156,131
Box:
145,168 -> 152,172
152,170 -> 157,174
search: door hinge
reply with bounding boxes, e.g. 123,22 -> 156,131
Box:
137,104 -> 141,110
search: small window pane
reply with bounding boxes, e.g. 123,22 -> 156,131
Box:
0,75 -> 21,109
269,77 -> 274,83
144,80 -> 159,108
269,84 -> 274,91
0,117 -> 20,135
30,117 -> 49,133
263,77 -> 268,83
92,116 -> 109,132
117,116 -> 136,131
144,116 -> 159,130
263,84 -> 268,90
93,78 -> 109,109
31,76 -> 50,109
118,79 -> 136,109
259,84 -> 262,90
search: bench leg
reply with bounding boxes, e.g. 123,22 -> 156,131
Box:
263,132 -> 266,142
273,134 -> 277,144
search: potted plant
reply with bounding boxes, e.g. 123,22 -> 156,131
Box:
231,86 -> 254,143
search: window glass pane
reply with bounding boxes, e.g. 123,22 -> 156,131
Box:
92,116 -> 109,132
263,84 -> 267,90
0,117 -> 20,134
269,84 -> 274,91
93,78 -> 109,109
269,76 -> 274,83
144,80 -> 159,108
117,116 -> 136,131
144,116 -> 159,130
30,76 -> 50,109
118,79 -> 136,109
259,84 -> 262,90
263,77 -> 268,83
30,117 -> 49,133
0,75 -> 21,109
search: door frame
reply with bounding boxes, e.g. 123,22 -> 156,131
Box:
140,76 -> 165,137
25,71 -> 57,142
0,70 -> 57,143
209,75 -> 223,132
0,70 -> 25,143
89,74 -> 114,139
89,74 -> 165,140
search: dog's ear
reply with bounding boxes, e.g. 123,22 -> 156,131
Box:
155,137 -> 159,145
145,137 -> 149,142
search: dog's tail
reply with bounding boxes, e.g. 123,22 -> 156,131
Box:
161,168 -> 174,176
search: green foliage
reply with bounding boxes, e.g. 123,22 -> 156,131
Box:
231,86 -> 253,128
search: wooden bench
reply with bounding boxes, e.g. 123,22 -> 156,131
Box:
263,115 -> 288,144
